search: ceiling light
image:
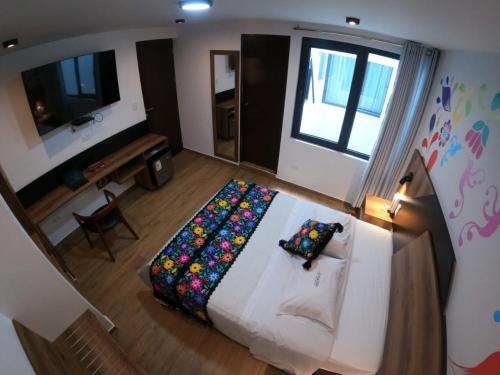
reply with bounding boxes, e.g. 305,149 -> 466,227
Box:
179,0 -> 213,11
175,18 -> 186,24
3,38 -> 18,49
346,17 -> 360,26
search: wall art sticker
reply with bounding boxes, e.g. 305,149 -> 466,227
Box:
458,185 -> 500,246
449,352 -> 500,375
449,160 -> 485,219
465,121 -> 490,160
438,76 -> 453,112
421,76 -> 473,172
494,310 -> 500,323
451,81 -> 473,124
478,84 -> 500,122
440,136 -> 464,167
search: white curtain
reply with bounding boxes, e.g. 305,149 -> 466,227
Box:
353,41 -> 440,207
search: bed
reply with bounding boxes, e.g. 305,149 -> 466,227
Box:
141,150 -> 454,375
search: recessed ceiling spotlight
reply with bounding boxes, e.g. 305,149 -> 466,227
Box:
179,0 -> 213,11
175,18 -> 186,24
3,38 -> 18,49
346,17 -> 360,26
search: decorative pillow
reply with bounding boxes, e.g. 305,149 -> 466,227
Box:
278,255 -> 346,329
279,219 -> 343,270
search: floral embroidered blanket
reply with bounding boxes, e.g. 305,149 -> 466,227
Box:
150,179 -> 277,323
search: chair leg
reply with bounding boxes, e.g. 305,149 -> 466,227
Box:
96,226 -> 115,262
80,224 -> 93,248
118,210 -> 139,240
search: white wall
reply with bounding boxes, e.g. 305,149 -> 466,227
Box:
0,27 -> 177,243
214,55 -> 235,94
174,20 -> 402,203
413,50 -> 500,373
0,195 -> 113,341
0,27 -> 177,191
0,313 -> 34,375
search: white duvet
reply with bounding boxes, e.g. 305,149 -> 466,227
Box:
208,193 -> 392,375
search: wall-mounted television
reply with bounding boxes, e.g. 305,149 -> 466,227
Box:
22,50 -> 120,136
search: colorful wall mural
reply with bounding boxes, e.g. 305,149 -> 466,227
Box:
420,75 -> 500,247
416,51 -> 500,375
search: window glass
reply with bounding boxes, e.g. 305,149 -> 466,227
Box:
298,48 -> 357,143
347,54 -> 399,155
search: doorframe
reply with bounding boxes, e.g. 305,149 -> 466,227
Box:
210,50 -> 240,163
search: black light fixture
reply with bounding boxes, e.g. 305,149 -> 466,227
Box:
346,17 -> 360,26
175,18 -> 186,24
179,0 -> 213,11
3,38 -> 18,49
399,172 -> 414,185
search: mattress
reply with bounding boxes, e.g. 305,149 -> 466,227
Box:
208,193 -> 392,374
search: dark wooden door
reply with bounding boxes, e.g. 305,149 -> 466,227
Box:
241,35 -> 290,172
136,39 -> 183,154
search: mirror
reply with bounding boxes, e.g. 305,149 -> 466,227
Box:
210,50 -> 239,161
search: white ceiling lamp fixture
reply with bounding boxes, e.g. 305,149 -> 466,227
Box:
179,0 -> 213,11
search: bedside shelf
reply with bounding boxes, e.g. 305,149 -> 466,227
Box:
360,195 -> 393,230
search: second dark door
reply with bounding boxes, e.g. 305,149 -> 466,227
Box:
136,39 -> 183,154
241,34 -> 290,172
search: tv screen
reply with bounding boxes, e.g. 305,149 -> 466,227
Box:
22,50 -> 120,136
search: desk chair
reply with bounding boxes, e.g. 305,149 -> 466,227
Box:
73,190 -> 139,261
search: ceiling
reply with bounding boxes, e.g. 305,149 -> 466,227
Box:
1,0 -> 499,54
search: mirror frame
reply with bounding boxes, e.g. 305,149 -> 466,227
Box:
210,50 -> 240,162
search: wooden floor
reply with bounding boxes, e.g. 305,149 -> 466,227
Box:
57,150 -> 349,375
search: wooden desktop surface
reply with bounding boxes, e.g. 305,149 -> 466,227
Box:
26,133 -> 167,224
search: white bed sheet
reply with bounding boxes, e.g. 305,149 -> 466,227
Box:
208,193 -> 392,375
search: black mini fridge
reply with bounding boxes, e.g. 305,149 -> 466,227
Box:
139,146 -> 174,189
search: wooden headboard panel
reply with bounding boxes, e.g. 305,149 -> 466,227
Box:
392,150 -> 456,311
379,232 -> 442,374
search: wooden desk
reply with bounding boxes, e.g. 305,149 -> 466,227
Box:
360,195 -> 393,230
26,133 -> 168,224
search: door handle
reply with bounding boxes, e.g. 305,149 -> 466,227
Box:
145,107 -> 155,113
243,102 -> 249,107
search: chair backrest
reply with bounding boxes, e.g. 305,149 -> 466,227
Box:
73,190 -> 118,224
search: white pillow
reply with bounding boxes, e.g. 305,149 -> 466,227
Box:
323,218 -> 352,259
323,233 -> 351,259
277,256 -> 346,329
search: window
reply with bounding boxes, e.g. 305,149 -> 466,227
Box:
292,38 -> 400,159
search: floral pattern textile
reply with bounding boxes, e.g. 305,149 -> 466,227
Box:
175,184 -> 277,322
279,219 -> 343,269
150,179 -> 254,306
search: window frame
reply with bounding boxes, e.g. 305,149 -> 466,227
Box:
291,37 -> 400,160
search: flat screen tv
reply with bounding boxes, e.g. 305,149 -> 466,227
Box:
22,50 -> 120,136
